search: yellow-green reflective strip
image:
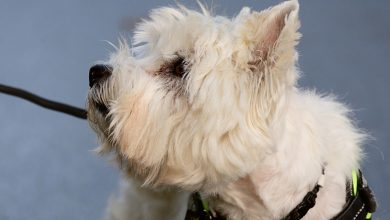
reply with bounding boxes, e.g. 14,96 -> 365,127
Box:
352,170 -> 358,196
366,212 -> 372,219
202,199 -> 209,212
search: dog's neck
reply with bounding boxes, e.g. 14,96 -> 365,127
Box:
212,90 -> 360,220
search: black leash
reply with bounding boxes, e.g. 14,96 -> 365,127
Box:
0,83 -> 87,119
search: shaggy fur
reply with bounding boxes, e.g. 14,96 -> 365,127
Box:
87,1 -> 365,219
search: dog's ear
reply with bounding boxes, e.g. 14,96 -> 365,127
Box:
236,0 -> 301,73
233,1 -> 301,125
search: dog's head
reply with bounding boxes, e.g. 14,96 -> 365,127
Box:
87,0 -> 301,191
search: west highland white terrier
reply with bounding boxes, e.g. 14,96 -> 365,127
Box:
87,1 -> 375,219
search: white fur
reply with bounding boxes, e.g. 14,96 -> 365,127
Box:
87,1 -> 365,219
105,179 -> 189,220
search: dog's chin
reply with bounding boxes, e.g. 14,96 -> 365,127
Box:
87,99 -> 112,139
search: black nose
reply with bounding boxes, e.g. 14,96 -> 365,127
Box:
89,64 -> 112,88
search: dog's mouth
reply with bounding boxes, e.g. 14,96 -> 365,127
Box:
94,102 -> 109,116
87,98 -> 112,138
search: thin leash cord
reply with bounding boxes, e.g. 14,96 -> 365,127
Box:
0,83 -> 87,120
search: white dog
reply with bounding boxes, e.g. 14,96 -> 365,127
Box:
87,1 -> 375,219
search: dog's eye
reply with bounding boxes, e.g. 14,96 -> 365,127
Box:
159,56 -> 185,78
173,57 -> 185,77
170,57 -> 185,78
159,56 -> 186,78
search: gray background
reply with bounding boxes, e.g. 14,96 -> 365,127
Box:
0,0 -> 389,219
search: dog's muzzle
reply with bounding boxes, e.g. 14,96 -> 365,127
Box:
88,64 -> 113,116
89,64 -> 112,88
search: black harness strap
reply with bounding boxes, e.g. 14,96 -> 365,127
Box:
282,184 -> 322,220
185,192 -> 226,220
185,170 -> 377,220
184,184 -> 324,220
332,170 -> 377,220
282,169 -> 377,220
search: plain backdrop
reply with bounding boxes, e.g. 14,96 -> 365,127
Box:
0,0 -> 389,219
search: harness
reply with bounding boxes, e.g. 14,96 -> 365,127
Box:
332,170 -> 377,220
185,192 -> 223,220
185,170 -> 377,220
